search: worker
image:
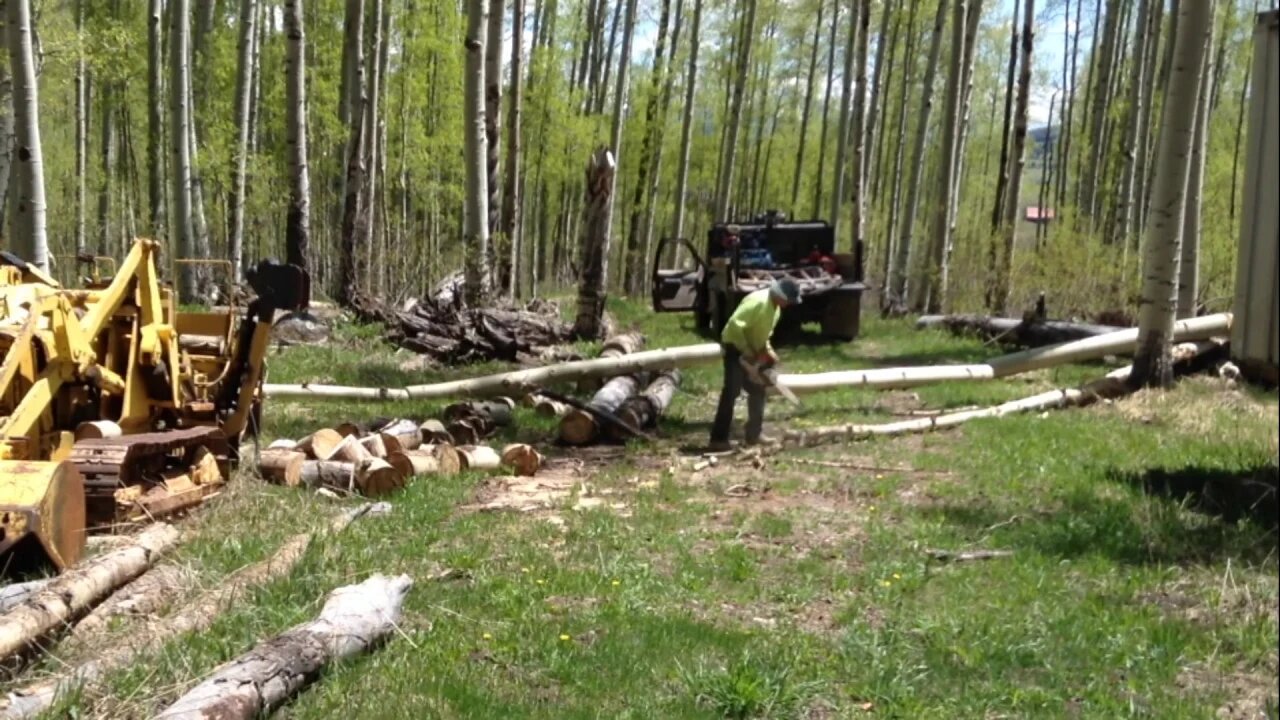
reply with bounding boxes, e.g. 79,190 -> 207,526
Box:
709,278 -> 802,451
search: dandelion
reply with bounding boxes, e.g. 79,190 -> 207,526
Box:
869,506 -> 877,512
875,474 -> 884,480
536,579 -> 546,585
892,573 -> 901,580
611,580 -> 621,587
520,567 -> 530,574
880,580 -> 892,587
559,634 -> 571,641
482,633 -> 493,640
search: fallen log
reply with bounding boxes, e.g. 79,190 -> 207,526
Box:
608,369 -> 681,441
458,445 -> 502,471
443,399 -> 515,426
153,574 -> 413,720
297,459 -> 403,496
0,582 -> 50,615
0,505 -> 384,720
297,429 -> 343,460
500,444 -> 543,477
917,314 -> 1127,347
258,449 -> 306,487
578,332 -> 645,393
356,458 -> 405,497
520,393 -> 572,418
559,375 -> 643,446
0,524 -> 179,662
67,565 -> 194,641
300,461 -> 355,491
264,343 -> 724,401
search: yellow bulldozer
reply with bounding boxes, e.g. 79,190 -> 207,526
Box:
0,239 -> 307,574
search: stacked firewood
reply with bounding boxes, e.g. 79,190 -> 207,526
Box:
258,411 -> 543,497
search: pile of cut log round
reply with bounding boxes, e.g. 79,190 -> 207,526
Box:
258,412 -> 544,497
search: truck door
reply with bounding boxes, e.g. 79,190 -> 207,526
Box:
651,237 -> 705,313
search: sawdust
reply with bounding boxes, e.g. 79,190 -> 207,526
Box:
460,458 -> 632,516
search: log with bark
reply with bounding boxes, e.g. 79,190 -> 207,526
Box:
520,393 -> 572,418
355,293 -> 575,365
916,314 -> 1128,347
65,565 -> 194,642
297,459 -> 404,496
0,523 -> 180,662
154,574 -> 413,720
419,419 -> 452,444
0,582 -> 50,615
500,444 -> 543,476
458,445 -> 502,471
559,374 -> 643,446
578,332 -> 645,393
388,444 -> 463,476
378,419 -> 422,453
0,505 -> 385,720
297,429 -> 343,459
607,370 -> 681,441
264,343 -> 724,401
259,448 -> 306,486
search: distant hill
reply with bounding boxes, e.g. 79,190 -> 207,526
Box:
1029,125 -> 1059,160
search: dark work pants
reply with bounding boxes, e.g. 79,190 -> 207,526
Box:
710,345 -> 766,444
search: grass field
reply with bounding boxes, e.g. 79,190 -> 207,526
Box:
13,299 -> 1278,719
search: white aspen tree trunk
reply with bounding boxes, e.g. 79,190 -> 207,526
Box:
713,0 -> 757,221
849,0 -> 870,260
830,0 -> 859,235
671,0 -> 702,239
148,0 -> 165,242
501,0 -> 525,297
1130,0 -> 1212,389
6,0 -> 48,271
284,0 -> 312,280
1113,0 -> 1152,252
463,0 -> 492,305
0,58 -> 12,239
336,0 -> 365,243
623,0 -> 671,296
864,0 -> 895,209
883,0 -> 920,286
989,0 -> 1018,234
98,80 -> 115,257
230,0 -> 258,282
186,47 -> 210,274
991,0 -> 1035,315
486,0 -> 504,291
598,0 -> 637,278
170,0 -> 196,300
363,0 -> 385,266
75,0 -> 87,256
888,0 -> 947,310
790,0 -> 826,214
640,0 -> 684,272
916,0 -> 966,314
1081,0 -> 1120,224
1177,12 -> 1214,320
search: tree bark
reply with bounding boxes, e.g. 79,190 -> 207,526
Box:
501,0 -> 525,297
713,0 -> 757,220
849,0 -> 870,264
1080,0 -> 1121,223
671,0 -> 702,238
0,524 -> 179,662
865,0 -> 895,215
6,0 -> 48,271
1129,0 -> 1212,389
989,0 -> 1035,315
559,374 -> 642,445
168,0 -> 195,298
813,2 -> 840,219
74,0 -> 88,256
790,0 -> 826,213
283,0 -> 312,286
830,0 -> 860,235
989,0 -> 1019,234
573,148 -> 616,338
486,0 -> 504,291
1111,0 -> 1153,251
336,0 -> 365,250
608,369 -> 681,441
1177,13 -> 1214,320
888,0 -> 948,310
463,0 -> 492,306
230,0 -> 259,282
624,0 -> 672,295
0,58 -> 12,241
154,575 -> 412,720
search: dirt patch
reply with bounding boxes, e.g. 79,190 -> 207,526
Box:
1177,661 -> 1278,719
1139,571 -> 1280,627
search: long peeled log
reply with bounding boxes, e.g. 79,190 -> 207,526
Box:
774,313 -> 1232,396
154,574 -> 413,720
559,374 -> 642,445
264,343 -> 723,401
0,505 -> 384,720
0,523 -> 180,662
578,332 -> 646,393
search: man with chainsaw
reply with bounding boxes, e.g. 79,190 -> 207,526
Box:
709,278 -> 802,451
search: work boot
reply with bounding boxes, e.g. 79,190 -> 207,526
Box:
745,434 -> 778,447
708,439 -> 734,453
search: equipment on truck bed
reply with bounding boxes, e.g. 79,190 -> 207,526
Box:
0,239 -> 307,574
651,211 -> 865,343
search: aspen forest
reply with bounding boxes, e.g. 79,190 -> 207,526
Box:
0,0 -> 1268,320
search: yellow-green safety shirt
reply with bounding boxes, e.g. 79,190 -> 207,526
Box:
720,288 -> 779,356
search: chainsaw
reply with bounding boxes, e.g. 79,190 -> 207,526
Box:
739,356 -> 802,406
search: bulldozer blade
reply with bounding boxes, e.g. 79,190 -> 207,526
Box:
0,461 -> 87,573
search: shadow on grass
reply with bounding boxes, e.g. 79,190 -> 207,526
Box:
917,463 -> 1279,566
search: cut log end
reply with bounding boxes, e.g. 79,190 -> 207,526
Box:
259,449 -> 306,487
500,444 -> 543,476
457,445 -> 502,472
558,410 -> 599,446
298,429 -> 344,460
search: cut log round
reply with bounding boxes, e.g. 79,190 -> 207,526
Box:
422,444 -> 463,474
521,393 -> 572,418
385,451 -> 417,479
0,524 -> 180,662
329,435 -> 374,463
300,461 -> 357,491
153,575 -> 413,720
457,445 -> 501,471
500,444 -> 543,476
359,434 -> 388,458
419,419 -> 452,444
74,421 -> 122,441
609,369 -> 682,441
297,429 -> 343,460
259,449 -> 306,487
443,398 -> 515,425
355,458 -> 404,497
559,374 -> 642,446
378,419 -> 422,453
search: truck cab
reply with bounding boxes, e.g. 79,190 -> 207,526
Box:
652,211 -> 866,343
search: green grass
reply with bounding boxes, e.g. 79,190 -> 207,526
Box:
12,298 -> 1277,719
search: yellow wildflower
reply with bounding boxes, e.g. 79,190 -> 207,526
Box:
559,634 -> 571,641
611,580 -> 621,587
482,633 -> 493,640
